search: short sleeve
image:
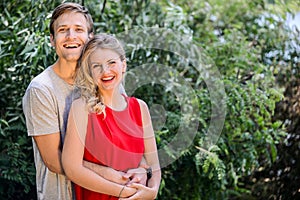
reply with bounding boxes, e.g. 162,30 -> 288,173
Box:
23,86 -> 59,136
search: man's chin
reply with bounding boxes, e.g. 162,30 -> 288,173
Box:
64,55 -> 80,63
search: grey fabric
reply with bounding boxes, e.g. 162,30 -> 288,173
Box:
23,66 -> 76,200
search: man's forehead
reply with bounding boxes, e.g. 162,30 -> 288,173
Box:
54,12 -> 88,28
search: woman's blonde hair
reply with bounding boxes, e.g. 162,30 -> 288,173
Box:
75,33 -> 126,114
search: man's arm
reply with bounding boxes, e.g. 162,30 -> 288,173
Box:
33,133 -> 64,174
83,161 -> 129,185
84,160 -> 148,186
23,86 -> 65,174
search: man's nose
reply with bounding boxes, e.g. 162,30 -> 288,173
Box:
66,29 -> 76,38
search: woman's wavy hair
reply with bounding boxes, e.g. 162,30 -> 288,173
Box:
75,33 -> 126,113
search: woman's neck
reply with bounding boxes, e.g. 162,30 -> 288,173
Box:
100,90 -> 127,111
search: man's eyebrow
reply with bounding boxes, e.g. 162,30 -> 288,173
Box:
57,25 -> 67,28
74,24 -> 85,27
56,24 -> 85,28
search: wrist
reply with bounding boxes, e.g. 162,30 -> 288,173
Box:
140,165 -> 152,180
139,165 -> 152,186
119,186 -> 136,198
146,166 -> 152,180
118,185 -> 126,198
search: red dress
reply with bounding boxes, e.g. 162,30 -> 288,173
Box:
74,97 -> 144,200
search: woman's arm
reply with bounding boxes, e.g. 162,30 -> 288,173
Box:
121,99 -> 161,200
62,98 -> 136,197
140,100 -> 161,193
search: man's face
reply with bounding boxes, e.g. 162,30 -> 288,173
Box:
50,12 -> 92,63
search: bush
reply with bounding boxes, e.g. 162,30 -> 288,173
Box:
1,0 -> 297,199
0,0 -> 57,199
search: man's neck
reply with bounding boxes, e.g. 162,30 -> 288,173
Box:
52,59 -> 76,84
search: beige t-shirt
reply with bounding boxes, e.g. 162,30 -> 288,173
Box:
23,66 -> 77,200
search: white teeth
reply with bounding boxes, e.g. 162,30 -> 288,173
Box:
64,44 -> 79,48
102,77 -> 114,81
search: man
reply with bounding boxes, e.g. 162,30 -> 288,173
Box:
23,3 -> 148,199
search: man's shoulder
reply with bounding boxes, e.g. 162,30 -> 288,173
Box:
31,66 -> 52,82
27,66 -> 54,90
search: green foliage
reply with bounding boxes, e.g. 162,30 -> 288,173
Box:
1,0 -> 298,199
0,0 -> 59,199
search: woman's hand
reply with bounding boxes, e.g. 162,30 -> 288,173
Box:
119,183 -> 157,200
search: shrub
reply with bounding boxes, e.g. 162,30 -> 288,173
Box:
1,0 -> 297,199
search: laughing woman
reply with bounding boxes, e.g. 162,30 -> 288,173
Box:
62,33 -> 161,200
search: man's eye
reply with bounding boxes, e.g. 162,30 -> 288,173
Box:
58,28 -> 66,32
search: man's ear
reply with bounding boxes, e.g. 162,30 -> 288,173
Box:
50,34 -> 55,47
88,32 -> 94,39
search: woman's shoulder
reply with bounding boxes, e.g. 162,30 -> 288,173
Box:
71,97 -> 89,114
72,97 -> 86,106
128,97 -> 148,112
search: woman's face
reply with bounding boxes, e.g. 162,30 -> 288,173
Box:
90,48 -> 126,92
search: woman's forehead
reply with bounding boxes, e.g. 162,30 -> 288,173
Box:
90,48 -> 119,62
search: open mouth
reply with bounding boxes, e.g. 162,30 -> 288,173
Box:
63,43 -> 81,49
101,76 -> 115,82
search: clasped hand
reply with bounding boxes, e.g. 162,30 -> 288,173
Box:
107,167 -> 147,185
107,167 -> 156,199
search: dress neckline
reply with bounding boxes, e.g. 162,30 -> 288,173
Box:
105,95 -> 129,112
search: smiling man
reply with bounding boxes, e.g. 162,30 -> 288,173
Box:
22,3 -> 94,199
22,3 -> 149,200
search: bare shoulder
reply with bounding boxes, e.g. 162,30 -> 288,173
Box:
136,98 -> 151,119
71,97 -> 88,113
72,97 -> 86,106
136,98 -> 149,110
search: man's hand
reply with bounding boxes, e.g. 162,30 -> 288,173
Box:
122,168 -> 147,186
106,167 -> 130,185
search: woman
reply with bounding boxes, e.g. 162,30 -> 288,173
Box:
62,34 -> 161,199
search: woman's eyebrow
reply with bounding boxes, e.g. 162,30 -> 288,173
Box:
106,58 -> 115,62
91,62 -> 101,65
107,56 -> 121,62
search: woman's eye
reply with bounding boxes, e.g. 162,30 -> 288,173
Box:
93,64 -> 101,69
